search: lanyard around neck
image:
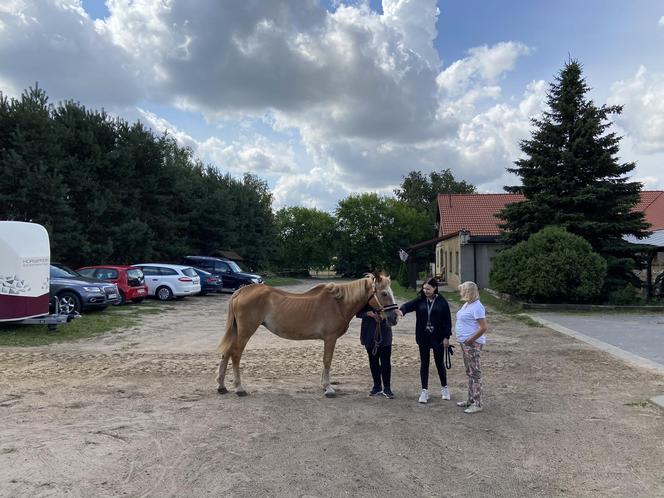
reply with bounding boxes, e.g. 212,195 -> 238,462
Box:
426,295 -> 436,319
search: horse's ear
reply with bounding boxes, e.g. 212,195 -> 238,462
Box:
373,270 -> 382,283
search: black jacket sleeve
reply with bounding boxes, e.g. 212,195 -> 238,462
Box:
399,297 -> 419,315
438,298 -> 452,339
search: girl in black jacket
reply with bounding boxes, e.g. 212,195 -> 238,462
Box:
356,303 -> 394,398
397,278 -> 452,404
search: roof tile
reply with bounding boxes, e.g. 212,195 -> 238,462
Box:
437,191 -> 664,236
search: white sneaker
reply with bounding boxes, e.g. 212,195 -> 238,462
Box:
418,389 -> 429,404
464,403 -> 483,414
441,386 -> 450,400
456,400 -> 471,407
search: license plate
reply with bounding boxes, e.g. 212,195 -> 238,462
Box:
108,293 -> 117,299
138,289 -> 145,294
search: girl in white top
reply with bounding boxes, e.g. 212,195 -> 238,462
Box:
455,281 -> 487,414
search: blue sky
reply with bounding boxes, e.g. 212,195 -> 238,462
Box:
2,1 -> 663,211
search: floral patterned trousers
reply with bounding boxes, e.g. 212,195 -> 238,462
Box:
460,342 -> 483,407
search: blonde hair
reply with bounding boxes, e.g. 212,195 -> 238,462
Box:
459,281 -> 479,302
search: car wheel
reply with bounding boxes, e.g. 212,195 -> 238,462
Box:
156,286 -> 173,301
114,292 -> 126,306
58,291 -> 81,314
131,298 -> 145,304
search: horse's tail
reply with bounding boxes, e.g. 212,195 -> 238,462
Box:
217,294 -> 238,357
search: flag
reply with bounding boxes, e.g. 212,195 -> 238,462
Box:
398,248 -> 409,262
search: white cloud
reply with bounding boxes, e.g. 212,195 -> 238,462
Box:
608,66 -> 664,154
0,0 -> 141,107
659,15 -> 664,27
137,108 -> 297,177
0,0 -> 542,211
382,0 -> 441,69
436,41 -> 531,97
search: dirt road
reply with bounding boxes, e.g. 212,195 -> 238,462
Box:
1,280 -> 663,497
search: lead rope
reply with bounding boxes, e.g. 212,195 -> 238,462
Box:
444,343 -> 454,369
371,316 -> 382,356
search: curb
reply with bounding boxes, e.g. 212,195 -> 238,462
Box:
525,314 -> 664,410
484,288 -> 664,312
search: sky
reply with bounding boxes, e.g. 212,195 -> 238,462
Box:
1,0 -> 663,212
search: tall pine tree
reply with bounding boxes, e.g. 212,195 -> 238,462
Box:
499,60 -> 650,295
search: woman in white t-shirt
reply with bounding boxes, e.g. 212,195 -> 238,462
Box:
455,281 -> 487,414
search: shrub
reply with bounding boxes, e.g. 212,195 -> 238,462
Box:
490,226 -> 607,303
606,284 -> 644,305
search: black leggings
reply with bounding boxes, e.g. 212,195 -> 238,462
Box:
419,344 -> 447,389
366,345 -> 392,389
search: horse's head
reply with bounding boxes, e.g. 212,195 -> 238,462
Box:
368,271 -> 399,326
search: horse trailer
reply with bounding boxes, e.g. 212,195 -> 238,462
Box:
0,221 -> 72,328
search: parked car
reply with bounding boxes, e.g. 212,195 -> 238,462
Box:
192,268 -> 223,295
49,264 -> 120,314
131,263 -> 201,301
181,256 -> 263,291
76,265 -> 149,305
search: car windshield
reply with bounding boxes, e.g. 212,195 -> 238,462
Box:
228,261 -> 243,272
50,265 -> 78,278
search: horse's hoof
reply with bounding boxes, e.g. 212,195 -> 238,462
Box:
217,386 -> 228,394
324,390 -> 336,398
236,390 -> 248,397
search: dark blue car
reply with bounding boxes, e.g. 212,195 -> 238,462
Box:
192,268 -> 223,295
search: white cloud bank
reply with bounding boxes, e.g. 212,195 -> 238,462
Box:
1,0 -> 660,209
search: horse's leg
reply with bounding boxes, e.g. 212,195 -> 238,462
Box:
231,326 -> 259,396
322,337 -> 337,398
216,355 -> 230,394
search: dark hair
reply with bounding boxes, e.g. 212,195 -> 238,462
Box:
418,277 -> 439,298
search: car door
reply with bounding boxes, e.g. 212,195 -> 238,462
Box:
215,261 -> 235,290
158,267 -> 179,293
138,266 -> 161,295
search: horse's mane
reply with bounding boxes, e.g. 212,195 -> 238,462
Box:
324,276 -> 371,302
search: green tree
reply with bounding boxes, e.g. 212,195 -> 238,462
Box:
274,206 -> 337,273
0,86 -> 82,261
335,193 -> 429,276
395,169 -> 475,224
0,85 -> 279,269
499,60 -> 650,295
490,226 -> 607,303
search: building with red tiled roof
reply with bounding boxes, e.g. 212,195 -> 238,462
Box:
635,191 -> 664,231
436,193 -> 524,237
433,191 -> 664,289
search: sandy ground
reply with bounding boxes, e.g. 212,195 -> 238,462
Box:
1,280 -> 664,497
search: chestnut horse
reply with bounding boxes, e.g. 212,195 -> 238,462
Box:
216,272 -> 398,397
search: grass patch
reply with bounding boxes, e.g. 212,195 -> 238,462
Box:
0,302 -> 164,347
264,276 -> 302,286
440,290 -> 462,304
391,281 -> 417,301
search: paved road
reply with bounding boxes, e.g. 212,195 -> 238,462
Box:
528,312 -> 664,368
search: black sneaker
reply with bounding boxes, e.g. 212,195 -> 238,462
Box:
369,386 -> 383,396
383,388 -> 394,399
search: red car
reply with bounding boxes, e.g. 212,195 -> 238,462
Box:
76,266 -> 149,305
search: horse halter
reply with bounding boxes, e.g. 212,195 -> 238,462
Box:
367,276 -> 399,315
